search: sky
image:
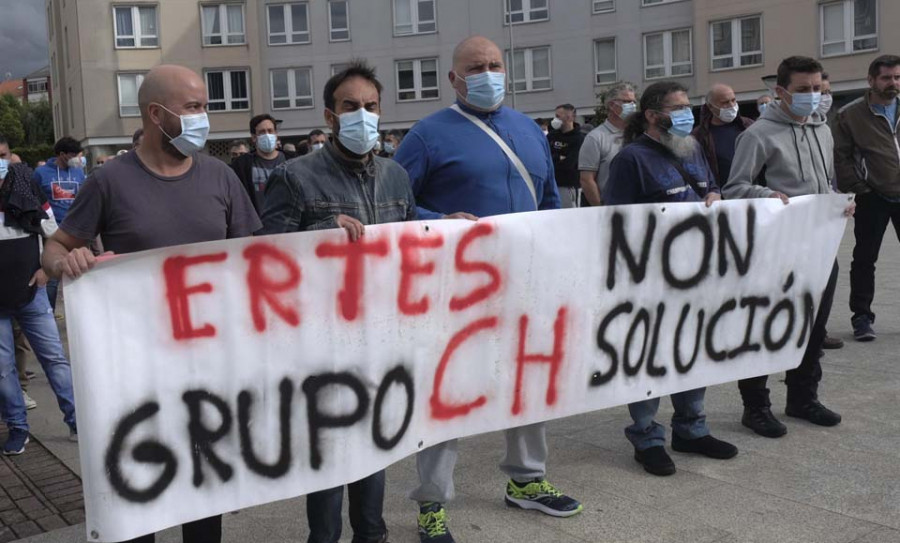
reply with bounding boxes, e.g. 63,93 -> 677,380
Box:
0,0 -> 49,80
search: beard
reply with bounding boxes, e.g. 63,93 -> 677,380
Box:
660,132 -> 698,159
877,86 -> 899,100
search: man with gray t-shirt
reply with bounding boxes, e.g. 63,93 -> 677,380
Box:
42,64 -> 259,543
578,83 -> 636,206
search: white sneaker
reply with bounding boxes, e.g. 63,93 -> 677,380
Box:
23,392 -> 37,410
68,428 -> 78,442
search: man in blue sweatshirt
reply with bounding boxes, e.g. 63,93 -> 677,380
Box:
604,81 -> 738,477
31,137 -> 87,311
394,36 -> 578,543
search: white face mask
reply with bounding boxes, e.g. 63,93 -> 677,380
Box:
717,104 -> 739,123
550,117 -> 564,130
67,156 -> 85,169
256,133 -> 277,154
156,104 -> 210,157
311,142 -> 324,151
817,94 -> 834,116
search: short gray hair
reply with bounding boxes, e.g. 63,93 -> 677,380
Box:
604,82 -> 635,105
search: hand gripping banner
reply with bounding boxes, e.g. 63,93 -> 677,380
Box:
63,195 -> 849,541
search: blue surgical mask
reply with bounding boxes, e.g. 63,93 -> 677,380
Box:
67,156 -> 85,169
786,91 -> 822,118
383,142 -> 395,154
458,71 -> 506,111
758,102 -> 769,115
334,108 -> 380,155
0,158 -> 8,180
620,102 -> 637,118
157,104 -> 210,157
256,133 -> 277,154
665,108 -> 695,138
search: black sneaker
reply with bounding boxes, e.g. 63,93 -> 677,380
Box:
671,434 -> 738,459
3,428 -> 29,456
742,407 -> 788,438
634,446 -> 676,476
504,478 -> 583,518
418,502 -> 454,543
785,400 -> 842,426
822,336 -> 844,349
852,315 -> 876,342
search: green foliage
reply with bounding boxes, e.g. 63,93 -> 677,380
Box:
0,95 -> 55,149
0,94 -> 25,147
11,144 -> 54,168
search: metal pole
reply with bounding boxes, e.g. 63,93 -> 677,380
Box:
507,1 -> 517,109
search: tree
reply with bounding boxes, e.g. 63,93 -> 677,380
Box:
0,109 -> 25,147
20,99 -> 54,146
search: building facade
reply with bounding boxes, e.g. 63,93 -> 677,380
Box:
46,0 -> 897,163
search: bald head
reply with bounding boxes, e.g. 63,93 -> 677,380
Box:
138,65 -> 207,120
706,83 -> 734,104
452,36 -> 503,75
706,83 -> 738,124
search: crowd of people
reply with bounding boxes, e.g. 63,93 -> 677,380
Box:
1,32 -> 898,543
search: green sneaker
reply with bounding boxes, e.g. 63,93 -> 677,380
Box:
418,502 -> 454,543
505,478 -> 583,518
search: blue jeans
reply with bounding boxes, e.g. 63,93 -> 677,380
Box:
46,278 -> 60,312
306,470 -> 387,543
625,388 -> 709,451
0,287 -> 77,432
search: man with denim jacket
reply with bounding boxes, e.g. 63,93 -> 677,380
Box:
260,61 -> 413,543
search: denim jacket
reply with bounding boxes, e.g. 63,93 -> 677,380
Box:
259,142 -> 417,235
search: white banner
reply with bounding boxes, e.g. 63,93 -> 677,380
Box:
64,195 -> 848,542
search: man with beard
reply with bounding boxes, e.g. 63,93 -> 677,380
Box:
604,81 -> 738,476
725,56 -> 854,433
833,55 -> 900,342
42,64 -> 260,543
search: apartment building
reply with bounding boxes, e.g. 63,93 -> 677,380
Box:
46,0 -> 897,162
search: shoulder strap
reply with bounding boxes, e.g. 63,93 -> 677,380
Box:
450,104 -> 538,206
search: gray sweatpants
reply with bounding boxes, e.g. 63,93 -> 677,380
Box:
409,422 -> 548,504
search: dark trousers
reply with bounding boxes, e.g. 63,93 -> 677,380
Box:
306,470 -> 387,543
849,192 -> 900,321
123,515 -> 222,543
739,261 -> 839,408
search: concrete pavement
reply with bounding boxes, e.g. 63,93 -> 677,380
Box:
16,224 -> 900,542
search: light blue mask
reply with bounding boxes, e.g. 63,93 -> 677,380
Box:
256,133 -> 277,154
335,108 -> 380,155
0,158 -> 8,180
157,104 -> 210,157
459,71 -> 506,110
383,142 -> 395,154
758,102 -> 769,115
620,102 -> 637,118
787,91 -> 822,118
665,108 -> 695,138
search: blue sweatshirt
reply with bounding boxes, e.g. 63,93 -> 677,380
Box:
32,157 -> 86,224
604,135 -> 719,205
394,101 -> 560,219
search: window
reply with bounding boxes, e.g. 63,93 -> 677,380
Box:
117,73 -> 145,117
328,1 -> 350,41
396,58 -> 439,101
505,0 -> 548,24
393,0 -> 436,35
27,80 -> 48,94
711,16 -> 762,70
331,63 -> 350,76
593,0 -> 614,13
271,68 -> 313,109
113,5 -> 159,48
202,4 -> 245,46
821,0 -> 877,57
507,46 -> 551,92
643,0 -> 683,5
594,38 -> 616,85
267,3 -> 309,45
206,69 -> 250,111
644,29 -> 692,79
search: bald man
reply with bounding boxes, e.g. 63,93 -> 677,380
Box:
394,36 -> 579,543
42,64 -> 260,543
691,84 -> 755,187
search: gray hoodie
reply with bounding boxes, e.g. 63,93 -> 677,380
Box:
723,103 -> 834,199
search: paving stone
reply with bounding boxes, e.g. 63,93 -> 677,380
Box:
4,485 -> 31,500
0,497 -> 13,512
10,520 -> 42,538
61,509 -> 85,525
36,514 -> 68,532
0,526 -> 15,543
47,485 -> 83,500
0,508 -> 26,525
15,496 -> 45,513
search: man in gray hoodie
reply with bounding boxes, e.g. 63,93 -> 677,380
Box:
724,56 -> 853,437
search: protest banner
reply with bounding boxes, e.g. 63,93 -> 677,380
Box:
63,194 -> 849,541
